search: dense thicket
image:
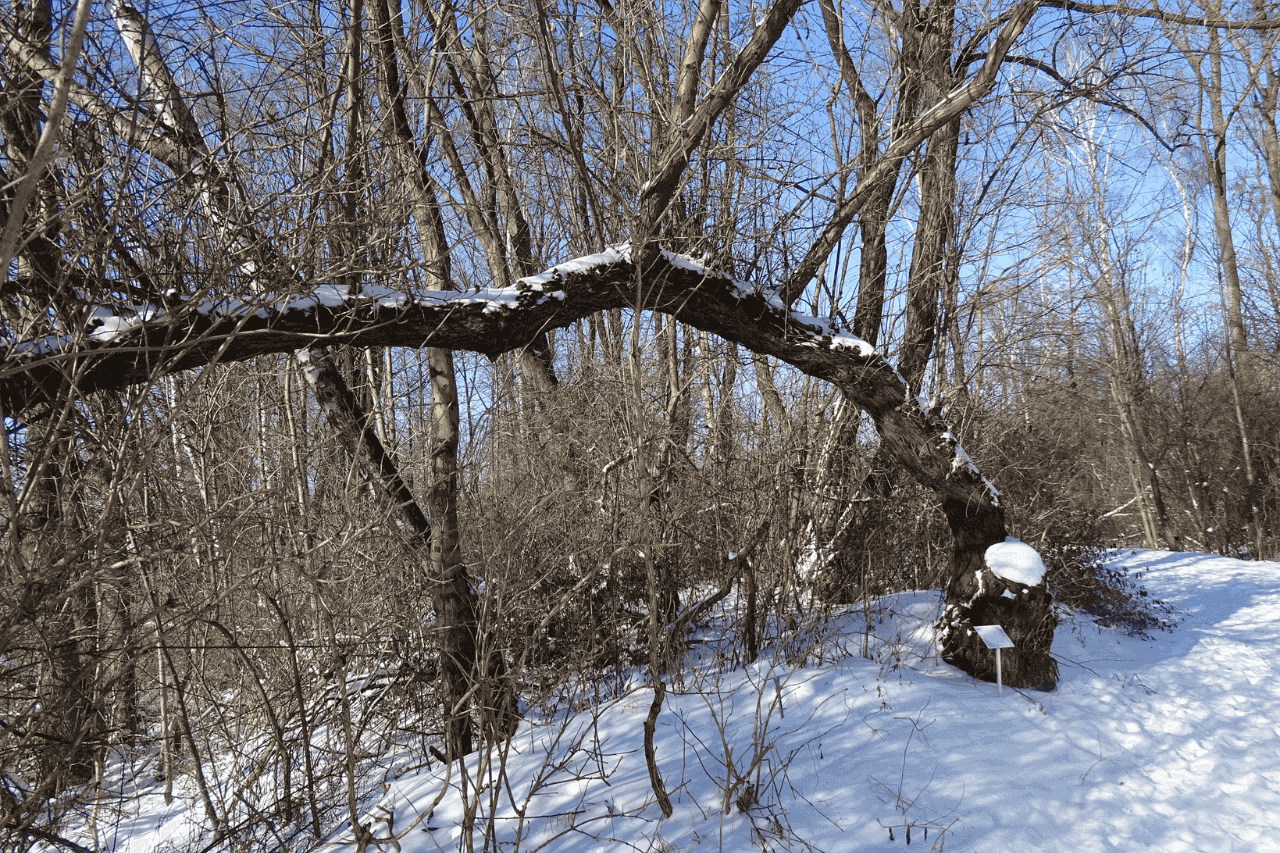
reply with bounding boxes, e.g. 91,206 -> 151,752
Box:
2,0 -> 1277,848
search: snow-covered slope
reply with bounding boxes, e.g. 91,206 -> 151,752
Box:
56,550 -> 1280,852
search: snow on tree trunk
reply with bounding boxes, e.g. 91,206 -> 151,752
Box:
2,248 -> 1059,689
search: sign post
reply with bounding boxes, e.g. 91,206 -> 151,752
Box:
974,625 -> 1015,696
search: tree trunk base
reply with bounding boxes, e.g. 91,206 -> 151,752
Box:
939,566 -> 1058,690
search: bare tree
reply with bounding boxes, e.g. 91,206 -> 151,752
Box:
9,5 -> 1280,843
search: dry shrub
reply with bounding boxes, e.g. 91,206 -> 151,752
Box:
1041,544 -> 1178,637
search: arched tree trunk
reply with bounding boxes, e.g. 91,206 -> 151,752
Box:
5,248 -> 1060,689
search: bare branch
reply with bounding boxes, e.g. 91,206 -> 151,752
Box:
1040,0 -> 1280,29
0,0 -> 93,276
778,0 -> 1040,304
637,0 -> 804,235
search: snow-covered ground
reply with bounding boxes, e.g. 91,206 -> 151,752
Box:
48,550 -> 1280,852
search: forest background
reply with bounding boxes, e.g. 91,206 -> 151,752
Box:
1,0 -> 1278,848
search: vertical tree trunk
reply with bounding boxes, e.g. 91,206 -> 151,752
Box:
1255,51 -> 1280,240
1099,278 -> 1177,550
421,0 -> 562,404
27,452 -> 98,792
3,0 -> 102,797
1200,30 -> 1266,555
422,352 -> 465,751
899,117 -> 961,397
898,0 -> 961,397
300,351 -> 515,758
1110,373 -> 1177,550
1203,29 -> 1249,359
356,0 -> 519,755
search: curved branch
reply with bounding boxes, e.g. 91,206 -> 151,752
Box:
1,248 -> 994,511
2,245 -> 1051,684
997,54 -> 1187,153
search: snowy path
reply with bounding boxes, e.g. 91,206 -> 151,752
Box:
390,550 -> 1280,853
1029,552 -> 1280,853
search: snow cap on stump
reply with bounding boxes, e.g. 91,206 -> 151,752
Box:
984,537 -> 1046,586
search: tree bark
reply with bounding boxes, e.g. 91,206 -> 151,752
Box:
898,0 -> 962,397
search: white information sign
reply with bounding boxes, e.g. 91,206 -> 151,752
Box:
974,624 -> 1016,695
974,624 -> 1015,649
